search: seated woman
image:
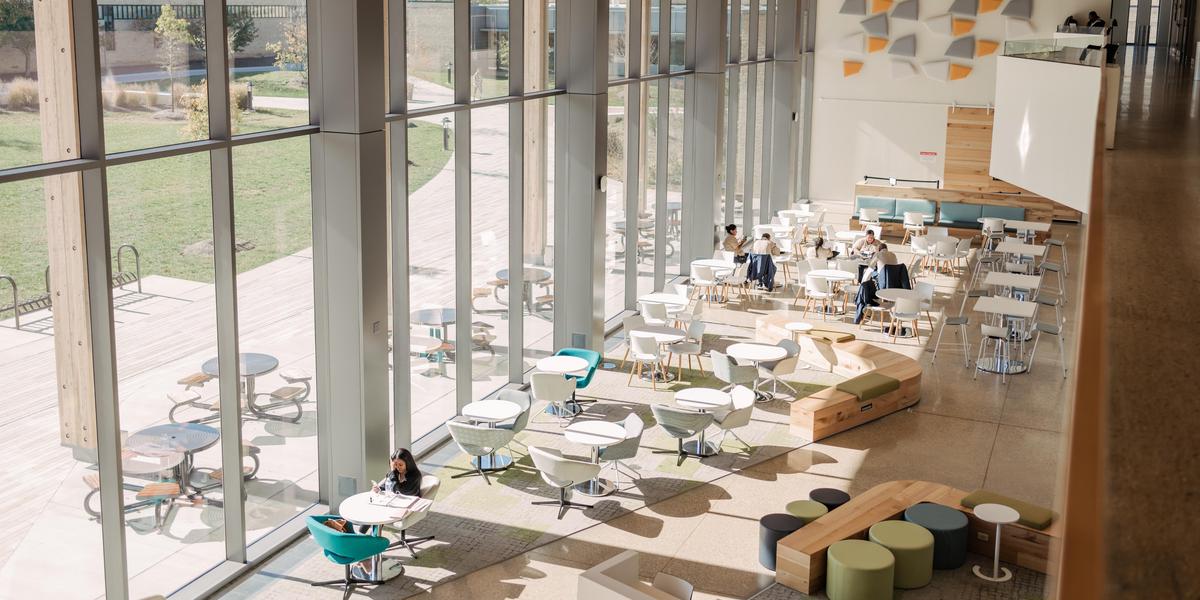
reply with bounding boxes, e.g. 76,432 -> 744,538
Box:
721,224 -> 751,264
358,448 -> 423,534
805,236 -> 838,261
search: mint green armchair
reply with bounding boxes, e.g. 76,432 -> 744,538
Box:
306,515 -> 391,590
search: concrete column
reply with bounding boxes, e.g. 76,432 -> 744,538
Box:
767,0 -> 801,215
310,0 -> 390,508
553,0 -> 607,349
681,0 -> 727,272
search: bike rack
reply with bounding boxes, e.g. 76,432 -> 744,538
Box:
115,243 -> 143,293
0,275 -> 17,330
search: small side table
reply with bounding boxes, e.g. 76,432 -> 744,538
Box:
972,502 -> 1020,582
784,321 -> 814,343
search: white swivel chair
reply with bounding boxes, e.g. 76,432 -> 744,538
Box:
388,475 -> 440,556
713,385 -> 755,450
666,320 -> 706,381
757,339 -> 801,397
532,372 -> 580,425
495,388 -> 532,451
652,573 -> 695,600
628,333 -> 667,390
528,446 -> 601,519
710,350 -> 757,392
446,419 -> 515,484
597,413 -> 646,490
650,404 -> 716,465
618,314 -> 646,369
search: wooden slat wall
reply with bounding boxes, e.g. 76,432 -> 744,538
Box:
944,107 -> 1082,222
34,1 -> 97,449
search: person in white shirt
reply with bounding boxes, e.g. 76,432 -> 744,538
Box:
805,236 -> 837,261
869,243 -> 900,271
851,230 -> 883,257
750,233 -> 781,256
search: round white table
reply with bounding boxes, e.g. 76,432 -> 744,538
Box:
726,343 -> 787,402
875,288 -> 919,303
924,234 -> 959,246
536,355 -> 589,376
779,209 -> 812,221
338,491 -> 422,582
784,321 -> 814,342
691,259 -> 736,273
834,230 -> 867,241
674,388 -> 731,457
462,399 -> 522,470
564,421 -> 627,496
637,292 -> 689,308
972,503 -> 1021,582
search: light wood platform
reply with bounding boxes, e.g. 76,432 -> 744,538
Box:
775,480 -> 1063,595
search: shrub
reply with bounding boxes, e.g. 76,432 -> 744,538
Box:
4,77 -> 39,110
171,82 -> 190,109
181,80 -> 242,140
139,83 -> 164,108
115,84 -> 148,109
231,83 -> 250,111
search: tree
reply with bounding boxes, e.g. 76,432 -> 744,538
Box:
188,9 -> 258,55
265,14 -> 307,84
0,0 -> 35,76
155,4 -> 192,111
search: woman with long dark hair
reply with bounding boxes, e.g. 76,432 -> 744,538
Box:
372,448 -> 423,497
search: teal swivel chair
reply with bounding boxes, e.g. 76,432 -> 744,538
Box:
307,515 -> 392,590
555,348 -> 601,404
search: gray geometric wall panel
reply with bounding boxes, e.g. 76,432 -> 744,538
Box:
893,0 -> 920,20
949,0 -> 977,16
945,35 -> 976,59
861,13 -> 890,37
889,34 -> 918,57
840,0 -> 867,15
1002,0 -> 1034,19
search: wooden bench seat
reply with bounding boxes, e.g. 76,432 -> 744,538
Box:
776,480 -> 1062,595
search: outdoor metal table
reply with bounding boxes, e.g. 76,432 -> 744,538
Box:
126,422 -> 221,501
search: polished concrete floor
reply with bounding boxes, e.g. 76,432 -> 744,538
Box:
215,221 -> 1082,599
1102,48 -> 1200,597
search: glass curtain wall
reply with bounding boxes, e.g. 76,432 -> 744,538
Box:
0,1 -> 318,597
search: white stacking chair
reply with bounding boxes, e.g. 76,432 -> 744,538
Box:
1028,317 -> 1069,378
889,297 -> 923,344
691,265 -> 722,305
954,237 -> 973,269
859,207 -> 881,232
909,236 -> 931,271
927,226 -> 949,238
802,275 -> 836,320
618,314 -> 646,369
597,413 -> 645,490
901,212 -> 927,246
807,258 -> 828,272
915,281 -> 936,332
720,264 -> 750,302
931,240 -> 958,274
1045,234 -> 1070,276
528,446 -> 601,519
932,315 -> 972,368
532,372 -> 580,425
666,320 -> 706,381
627,333 -> 667,390
974,324 -> 1014,384
790,260 -> 813,302
641,301 -> 671,326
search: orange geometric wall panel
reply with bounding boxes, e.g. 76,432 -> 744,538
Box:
979,0 -> 1003,12
844,61 -> 865,77
976,39 -> 1000,56
952,17 -> 975,35
949,64 -> 973,80
868,37 -> 889,52
871,0 -> 893,13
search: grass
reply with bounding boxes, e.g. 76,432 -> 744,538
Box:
234,70 -> 309,99
0,110 -> 452,306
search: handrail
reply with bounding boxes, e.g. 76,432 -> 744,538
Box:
116,243 -> 143,293
0,275 -> 17,329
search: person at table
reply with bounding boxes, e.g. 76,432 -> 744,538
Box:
721,224 -> 751,264
747,233 -> 781,290
868,243 -> 900,272
805,236 -> 838,261
1086,10 -> 1105,28
372,447 -> 423,496
850,229 -> 883,257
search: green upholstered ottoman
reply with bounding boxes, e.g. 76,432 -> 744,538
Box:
904,501 -> 969,569
868,520 -> 934,589
961,490 -> 1056,530
785,500 -> 828,524
836,372 -> 900,402
826,540 -> 894,600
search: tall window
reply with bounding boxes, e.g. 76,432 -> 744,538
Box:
470,0 -> 509,100
407,0 -> 455,107
605,86 -> 628,319
523,98 -> 556,363
470,109 -> 510,401
228,1 -> 310,132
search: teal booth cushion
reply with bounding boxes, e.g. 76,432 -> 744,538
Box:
894,199 -> 937,223
854,196 -> 898,220
938,202 -> 984,228
981,205 -> 1027,221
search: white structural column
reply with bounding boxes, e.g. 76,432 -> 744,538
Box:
767,0 -> 803,214
681,0 -> 727,272
797,0 -> 816,202
310,0 -> 390,507
553,0 -> 608,349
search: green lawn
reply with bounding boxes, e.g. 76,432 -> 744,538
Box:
235,70 -> 309,99
0,110 -> 451,307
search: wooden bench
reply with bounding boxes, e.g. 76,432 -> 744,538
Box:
776,480 -> 1062,595
758,315 -> 922,441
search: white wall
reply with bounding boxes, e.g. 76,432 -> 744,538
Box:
990,56 -> 1101,213
808,0 -> 1105,205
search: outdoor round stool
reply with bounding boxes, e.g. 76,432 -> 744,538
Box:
809,487 -> 851,512
785,499 -> 828,524
826,539 -> 894,600
868,520 -> 934,589
904,501 -> 969,569
758,513 -> 804,571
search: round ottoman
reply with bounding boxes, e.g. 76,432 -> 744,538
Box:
826,539 -> 894,600
904,502 -> 969,569
868,520 -> 934,589
758,513 -> 804,571
809,487 -> 851,511
785,500 -> 828,524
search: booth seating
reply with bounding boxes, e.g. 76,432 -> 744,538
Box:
775,480 -> 1062,595
849,193 -> 1043,242
825,540 -> 894,600
868,520 -> 934,589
